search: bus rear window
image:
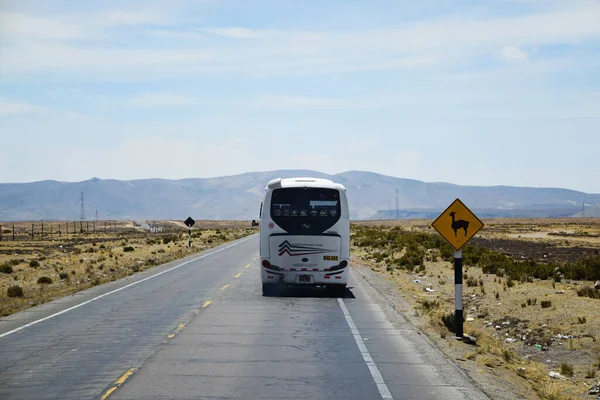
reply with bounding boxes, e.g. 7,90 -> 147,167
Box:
270,188 -> 341,234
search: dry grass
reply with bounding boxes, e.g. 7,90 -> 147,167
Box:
351,219 -> 600,400
0,221 -> 257,317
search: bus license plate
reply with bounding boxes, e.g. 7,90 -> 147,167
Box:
298,275 -> 311,283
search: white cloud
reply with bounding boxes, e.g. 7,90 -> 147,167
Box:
0,97 -> 45,116
126,92 -> 200,108
500,46 -> 528,62
144,29 -> 205,39
253,95 -> 357,109
202,27 -> 264,39
0,12 -> 88,41
97,10 -> 166,26
2,2 -> 600,79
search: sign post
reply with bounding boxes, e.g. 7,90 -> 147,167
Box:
184,217 -> 195,248
432,198 -> 484,340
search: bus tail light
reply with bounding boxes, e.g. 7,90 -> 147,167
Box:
262,260 -> 281,271
329,260 -> 348,272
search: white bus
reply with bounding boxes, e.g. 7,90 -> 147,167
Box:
259,177 -> 350,296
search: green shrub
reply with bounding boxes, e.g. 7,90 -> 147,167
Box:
503,349 -> 514,363
585,368 -> 596,379
420,300 -> 440,311
29,260 -> 40,268
7,285 -> 24,298
37,276 -> 53,284
0,264 -> 13,274
466,276 -> 478,287
441,311 -> 456,333
577,287 -> 600,299
123,246 -> 134,252
8,259 -> 20,266
541,300 -> 552,309
59,272 -> 69,280
559,362 -> 574,377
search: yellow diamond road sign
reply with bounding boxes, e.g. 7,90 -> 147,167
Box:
431,198 -> 484,251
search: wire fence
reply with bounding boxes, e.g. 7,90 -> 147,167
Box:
0,221 -> 186,241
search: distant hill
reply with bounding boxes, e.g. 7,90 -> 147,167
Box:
1,170 -> 599,221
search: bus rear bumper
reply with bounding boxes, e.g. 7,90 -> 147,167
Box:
261,269 -> 348,286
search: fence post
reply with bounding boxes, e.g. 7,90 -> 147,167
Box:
0,225 -> 2,241
31,224 -> 34,240
41,223 -> 44,239
13,225 -> 15,241
50,224 -> 53,238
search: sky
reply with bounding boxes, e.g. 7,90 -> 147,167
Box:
1,0 -> 599,193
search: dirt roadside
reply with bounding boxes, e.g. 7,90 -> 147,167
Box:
351,258 -> 536,400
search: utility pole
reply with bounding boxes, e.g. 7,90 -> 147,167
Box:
395,189 -> 399,220
80,192 -> 85,222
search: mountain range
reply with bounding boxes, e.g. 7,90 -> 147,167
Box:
1,170 -> 599,221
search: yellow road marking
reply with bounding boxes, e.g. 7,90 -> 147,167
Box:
202,300 -> 212,308
221,284 -> 229,290
100,368 -> 137,399
115,368 -> 136,385
253,257 -> 257,261
168,323 -> 186,339
235,273 -> 242,278
101,387 -> 117,399
245,264 -> 250,269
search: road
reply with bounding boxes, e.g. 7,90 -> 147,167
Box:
0,235 -> 489,400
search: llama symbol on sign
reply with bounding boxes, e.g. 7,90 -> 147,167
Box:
449,211 -> 469,237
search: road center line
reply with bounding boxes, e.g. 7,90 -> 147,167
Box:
235,273 -> 242,278
221,284 -> 229,290
0,236 -> 254,339
100,367 -> 136,399
338,298 -> 393,400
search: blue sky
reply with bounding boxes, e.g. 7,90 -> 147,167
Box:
1,0 -> 599,193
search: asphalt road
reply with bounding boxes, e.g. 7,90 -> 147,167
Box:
0,235 -> 490,400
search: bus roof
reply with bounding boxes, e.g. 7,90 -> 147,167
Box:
265,177 -> 346,191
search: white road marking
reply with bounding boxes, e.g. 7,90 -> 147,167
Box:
0,236 -> 254,339
338,298 -> 393,400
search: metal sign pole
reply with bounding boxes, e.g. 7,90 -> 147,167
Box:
454,249 -> 464,338
188,228 -> 192,248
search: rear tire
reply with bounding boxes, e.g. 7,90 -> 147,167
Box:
262,283 -> 282,297
329,285 -> 346,297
